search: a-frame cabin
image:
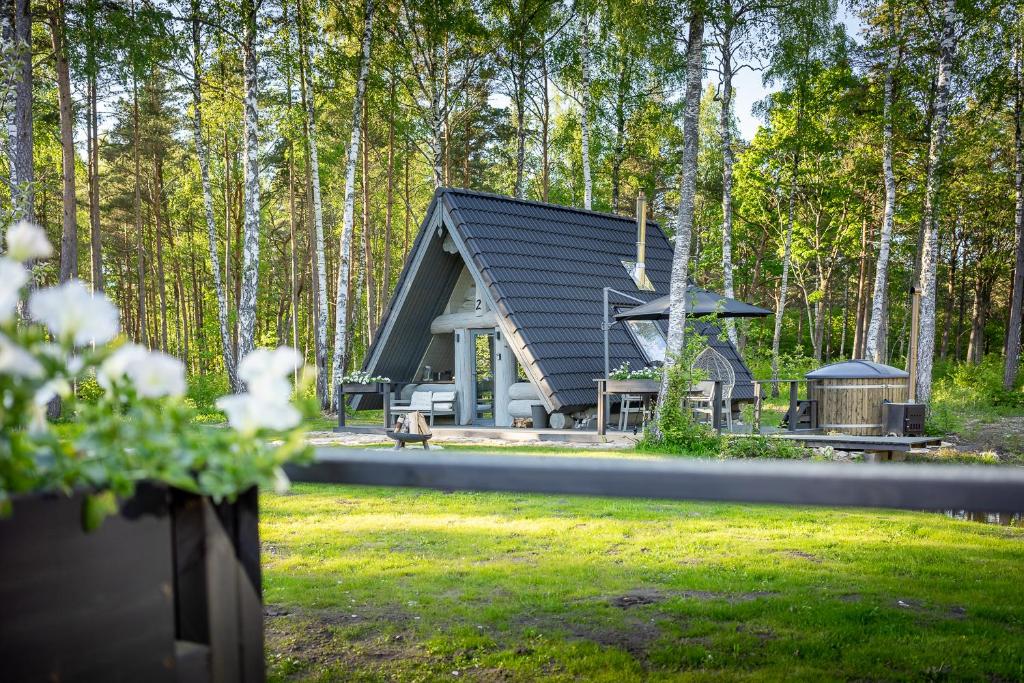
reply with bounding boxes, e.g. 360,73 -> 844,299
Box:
358,189 -> 755,427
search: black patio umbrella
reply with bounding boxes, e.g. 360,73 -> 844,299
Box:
613,286 -> 771,321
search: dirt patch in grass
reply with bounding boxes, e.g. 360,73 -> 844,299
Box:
784,550 -> 822,563
947,415 -> 1024,459
567,619 -> 663,657
264,604 -> 426,678
612,589 -> 663,608
611,588 -> 777,608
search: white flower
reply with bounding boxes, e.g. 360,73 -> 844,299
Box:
238,346 -> 301,399
273,466 -> 291,495
130,352 -> 186,398
34,377 -> 71,406
216,393 -> 301,434
27,402 -> 48,435
5,220 -> 53,262
0,257 -> 27,322
29,280 -> 119,346
98,344 -> 149,390
99,344 -> 186,398
0,333 -> 43,378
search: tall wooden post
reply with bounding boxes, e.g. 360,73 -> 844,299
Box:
908,287 -> 921,402
454,329 -> 474,425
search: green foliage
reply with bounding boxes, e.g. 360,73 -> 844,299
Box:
186,371 -> 231,414
746,346 -> 819,380
639,331 -> 721,456
927,356 -> 1024,434
720,434 -> 813,460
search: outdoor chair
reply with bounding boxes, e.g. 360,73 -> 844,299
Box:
688,380 -> 717,426
618,395 -> 653,432
391,390 -> 459,426
690,347 -> 735,430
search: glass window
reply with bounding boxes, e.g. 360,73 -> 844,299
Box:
625,320 -> 666,364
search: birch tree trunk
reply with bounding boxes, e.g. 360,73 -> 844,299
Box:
429,86 -> 445,189
655,9 -> 703,426
12,0 -> 33,224
769,160 -> 797,395
580,11 -> 593,210
331,0 -> 374,412
865,42 -> 898,363
540,37 -> 550,202
49,0 -> 76,284
718,14 -> 737,346
2,0 -> 14,206
361,96 -> 377,339
190,2 -> 237,389
1006,33 -> 1024,390
915,0 -> 957,404
298,0 -> 330,408
236,0 -> 261,363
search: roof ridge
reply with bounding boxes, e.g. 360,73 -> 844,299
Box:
438,186 -> 662,227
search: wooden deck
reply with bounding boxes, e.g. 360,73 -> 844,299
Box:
335,424 -> 636,445
336,425 -> 942,453
772,433 -> 943,453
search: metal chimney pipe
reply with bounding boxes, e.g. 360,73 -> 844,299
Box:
635,191 -> 647,280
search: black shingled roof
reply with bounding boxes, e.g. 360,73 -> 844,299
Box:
437,189 -> 756,410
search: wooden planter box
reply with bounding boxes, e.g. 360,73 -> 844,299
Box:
0,484 -> 263,683
605,379 -> 660,394
341,382 -> 386,394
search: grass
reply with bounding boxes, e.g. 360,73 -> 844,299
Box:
262,480 -> 1024,681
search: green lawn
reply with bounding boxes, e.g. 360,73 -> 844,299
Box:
261,477 -> 1024,681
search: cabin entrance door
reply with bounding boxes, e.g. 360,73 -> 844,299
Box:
470,329 -> 495,425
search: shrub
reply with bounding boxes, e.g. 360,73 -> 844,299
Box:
637,332 -> 722,457
928,356 -> 1024,432
187,371 -> 231,415
720,434 -> 812,460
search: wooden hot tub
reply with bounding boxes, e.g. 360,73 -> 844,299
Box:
806,360 -> 909,436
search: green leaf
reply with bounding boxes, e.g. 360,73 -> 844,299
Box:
82,490 -> 118,532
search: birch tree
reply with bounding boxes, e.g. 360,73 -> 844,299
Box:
2,1 -> 13,205
580,8 -> 593,210
655,7 -> 703,423
236,0 -> 261,362
298,0 -> 329,409
395,0 -> 483,189
915,0 -> 957,404
714,0 -> 737,345
764,0 -> 833,394
332,0 -> 375,412
190,0 -> 237,390
865,21 -> 899,364
11,0 -> 32,224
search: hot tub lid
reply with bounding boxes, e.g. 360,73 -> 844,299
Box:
805,359 -> 909,379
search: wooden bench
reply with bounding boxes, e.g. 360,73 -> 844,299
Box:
391,390 -> 458,426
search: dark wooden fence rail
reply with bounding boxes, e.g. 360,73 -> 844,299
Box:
290,449 -> 1024,513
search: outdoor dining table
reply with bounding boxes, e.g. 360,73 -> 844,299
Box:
594,379 -> 723,435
